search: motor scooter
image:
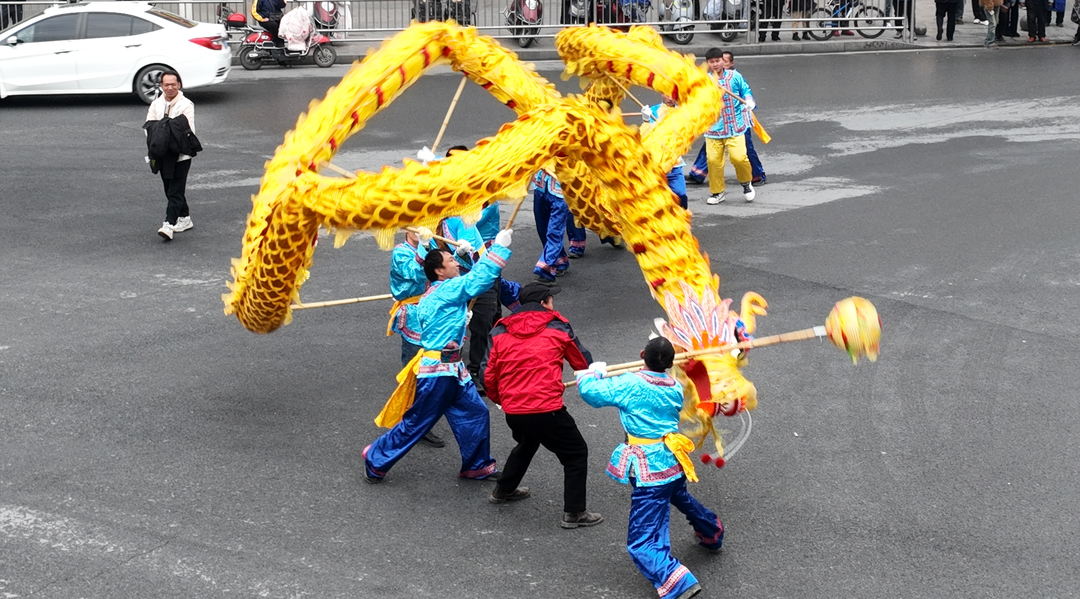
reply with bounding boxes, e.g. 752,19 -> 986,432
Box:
658,0 -> 696,44
217,4 -> 251,41
505,0 -> 543,47
595,0 -> 650,28
312,1 -> 339,29
412,0 -> 473,25
238,8 -> 337,70
703,0 -> 756,42
565,0 -> 591,23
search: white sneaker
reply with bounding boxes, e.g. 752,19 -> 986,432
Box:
157,222 -> 174,241
742,182 -> 756,203
706,192 -> 725,205
172,216 -> 193,232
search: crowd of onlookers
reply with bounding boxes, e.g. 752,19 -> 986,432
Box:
931,0 -> 1080,45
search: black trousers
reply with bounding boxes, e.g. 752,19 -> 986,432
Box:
970,0 -> 986,20
497,408 -> 589,513
758,0 -> 784,35
467,286 -> 498,383
997,2 -> 1018,34
893,0 -> 913,27
935,2 -> 959,38
1026,1 -> 1047,37
161,159 -> 191,225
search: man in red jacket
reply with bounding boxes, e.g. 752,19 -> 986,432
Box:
484,282 -> 603,529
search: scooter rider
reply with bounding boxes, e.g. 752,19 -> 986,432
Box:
252,0 -> 287,45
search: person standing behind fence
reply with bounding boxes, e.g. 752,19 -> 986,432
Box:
145,72 -> 199,242
252,0 -> 286,44
792,0 -> 812,40
935,0 -> 960,40
996,0 -> 1020,37
703,49 -> 756,205
1,0 -> 24,29
981,0 -> 1002,45
757,0 -> 783,41
892,0 -> 916,37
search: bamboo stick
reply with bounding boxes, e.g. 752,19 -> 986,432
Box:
431,74 -> 469,155
564,326 -> 828,387
291,293 -> 394,310
605,74 -> 646,109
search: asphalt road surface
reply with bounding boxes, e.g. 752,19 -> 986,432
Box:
2,46 -> 1080,599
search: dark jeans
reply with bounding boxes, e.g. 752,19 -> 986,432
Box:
1026,3 -> 1047,37
893,0 -> 913,28
401,338 -> 422,367
467,287 -> 498,384
496,408 -> 589,513
997,2 -> 1019,34
744,128 -> 765,180
758,0 -> 783,36
935,1 -> 959,38
161,159 -> 191,225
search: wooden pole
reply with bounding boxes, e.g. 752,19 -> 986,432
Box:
291,293 -> 395,310
604,74 -> 646,109
564,326 -> 828,387
505,195 -> 527,229
431,74 -> 469,155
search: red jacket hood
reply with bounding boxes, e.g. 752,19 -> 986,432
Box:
502,305 -> 564,337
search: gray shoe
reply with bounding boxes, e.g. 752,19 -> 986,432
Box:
560,511 -> 603,529
676,583 -> 703,599
157,222 -> 174,241
489,486 -> 530,504
706,192 -> 725,205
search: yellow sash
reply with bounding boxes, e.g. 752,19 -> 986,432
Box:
374,349 -> 440,428
627,433 -> 699,483
751,113 -> 771,144
385,295 -> 422,337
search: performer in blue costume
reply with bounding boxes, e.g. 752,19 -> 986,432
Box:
641,96 -> 689,210
576,337 -> 723,599
387,227 -> 452,449
364,229 -> 514,483
532,168 -> 586,282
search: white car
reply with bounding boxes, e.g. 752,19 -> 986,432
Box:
0,2 -> 230,104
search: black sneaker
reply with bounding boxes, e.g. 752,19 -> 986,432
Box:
419,430 -> 445,448
1073,38 -> 1080,46
560,511 -> 604,529
675,583 -> 703,599
489,486 -> 531,504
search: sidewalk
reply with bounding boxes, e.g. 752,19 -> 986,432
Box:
231,2 -> 1080,66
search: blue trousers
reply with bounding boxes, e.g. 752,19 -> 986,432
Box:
666,167 -> 688,209
365,375 -> 496,479
533,189 -> 572,280
687,130 -> 765,182
628,476 -> 723,598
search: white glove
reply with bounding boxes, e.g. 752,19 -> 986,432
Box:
588,362 -> 608,378
465,309 -> 473,326
640,105 -> 652,122
747,98 -> 757,111
455,240 -> 474,257
494,229 -> 512,248
417,146 -> 436,164
414,226 -> 434,244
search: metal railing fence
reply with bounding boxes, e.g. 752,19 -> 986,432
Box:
0,0 -> 915,44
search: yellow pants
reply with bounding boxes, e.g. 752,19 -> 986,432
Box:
706,135 -> 752,195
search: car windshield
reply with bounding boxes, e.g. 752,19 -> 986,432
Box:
147,9 -> 197,28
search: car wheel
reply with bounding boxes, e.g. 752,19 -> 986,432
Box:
134,64 -> 170,105
313,45 -> 337,68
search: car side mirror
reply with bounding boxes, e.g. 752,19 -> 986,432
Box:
5,36 -> 18,47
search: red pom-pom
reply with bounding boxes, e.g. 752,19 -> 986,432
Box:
650,278 -> 666,289
715,457 -> 726,468
700,453 -> 712,464
633,243 -> 647,254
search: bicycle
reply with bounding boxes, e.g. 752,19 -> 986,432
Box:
806,0 -> 887,39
